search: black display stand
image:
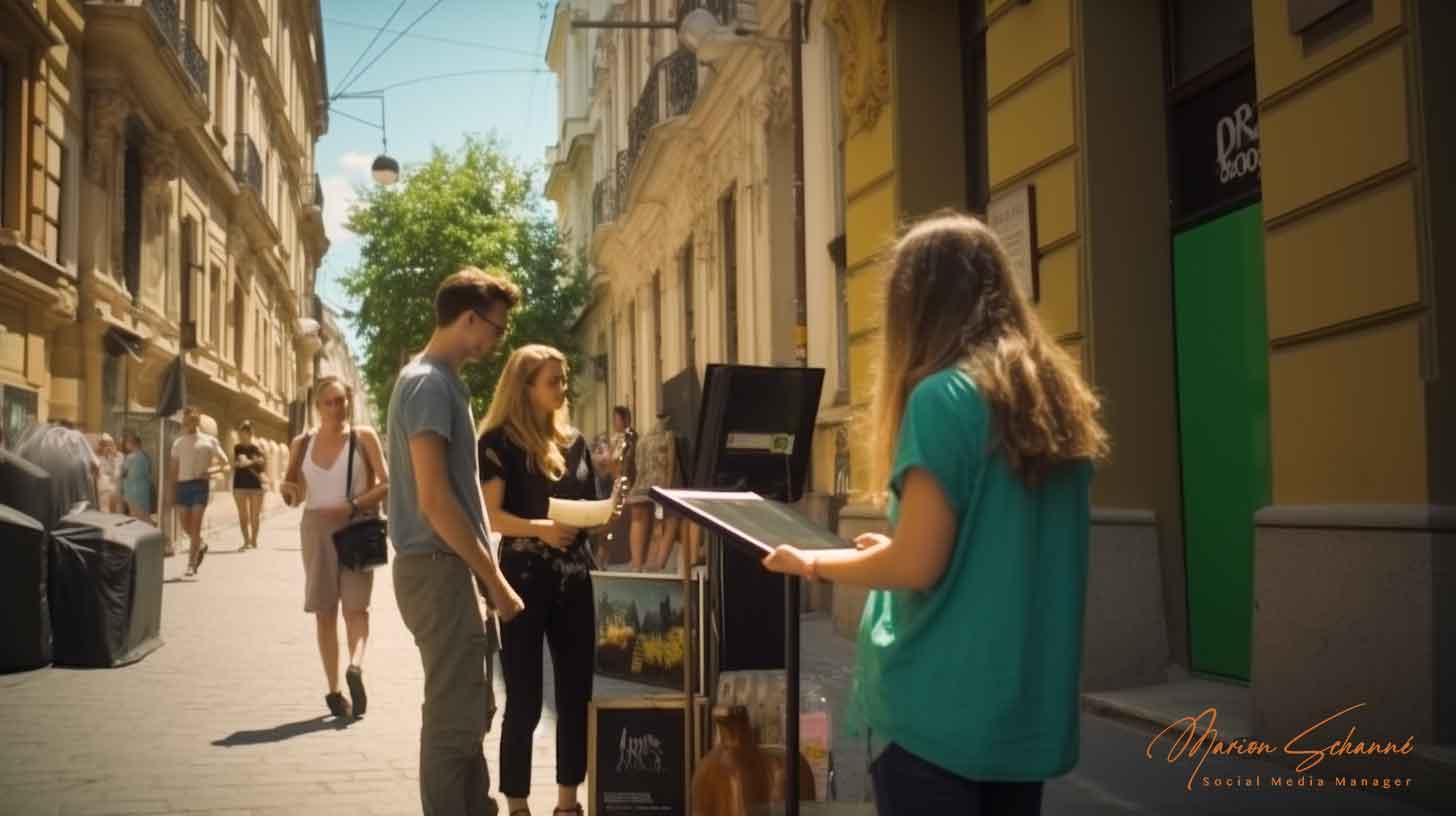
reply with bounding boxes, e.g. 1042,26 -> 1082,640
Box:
653,488 -> 848,816
681,364 -> 826,815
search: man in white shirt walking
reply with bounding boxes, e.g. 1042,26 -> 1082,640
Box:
170,406 -> 229,577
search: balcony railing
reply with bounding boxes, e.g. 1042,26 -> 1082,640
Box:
620,50 -> 699,213
140,0 -> 209,99
665,48 -> 699,119
614,149 -> 630,217
629,69 -> 660,168
143,0 -> 180,49
182,28 -> 208,96
234,134 -> 263,193
593,176 -> 616,230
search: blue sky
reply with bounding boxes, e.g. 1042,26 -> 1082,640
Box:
315,0 -> 560,354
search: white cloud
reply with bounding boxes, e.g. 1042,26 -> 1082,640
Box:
338,151 -> 375,181
321,174 -> 360,242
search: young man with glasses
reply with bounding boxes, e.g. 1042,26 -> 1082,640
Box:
388,266 -> 526,816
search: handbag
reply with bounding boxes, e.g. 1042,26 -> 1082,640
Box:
332,430 -> 389,571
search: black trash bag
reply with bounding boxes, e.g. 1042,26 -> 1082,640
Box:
0,450 -> 55,532
0,504 -> 51,673
48,510 -> 166,668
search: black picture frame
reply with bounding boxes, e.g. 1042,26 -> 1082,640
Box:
589,697 -> 690,816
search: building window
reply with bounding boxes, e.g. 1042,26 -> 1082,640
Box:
1168,0 -> 1254,88
961,0 -> 989,214
234,72 -> 246,141
214,47 -> 226,133
61,120 -> 80,271
180,218 -> 197,344
233,281 -> 246,364
681,238 -> 695,374
0,58 -> 8,228
831,236 -> 850,405
626,301 -> 638,413
1,385 -> 38,450
720,187 -> 739,364
210,265 -> 223,349
652,271 -> 663,393
122,135 -> 144,299
46,141 -> 64,262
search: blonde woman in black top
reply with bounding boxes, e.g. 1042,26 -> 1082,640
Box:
478,344 -> 611,816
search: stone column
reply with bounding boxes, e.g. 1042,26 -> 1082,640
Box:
74,86 -> 132,430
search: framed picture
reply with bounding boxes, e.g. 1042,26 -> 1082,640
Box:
987,183 -> 1039,302
593,571 -> 688,690
589,696 -> 690,816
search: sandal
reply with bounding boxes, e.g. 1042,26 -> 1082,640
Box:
346,665 -> 367,717
325,691 -> 352,719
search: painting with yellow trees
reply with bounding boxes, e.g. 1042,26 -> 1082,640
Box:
593,571 -> 687,691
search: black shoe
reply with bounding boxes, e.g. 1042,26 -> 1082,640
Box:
325,691 -> 352,719
345,666 -> 367,717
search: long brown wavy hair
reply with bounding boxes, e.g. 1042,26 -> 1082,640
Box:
871,211 -> 1109,492
479,344 -> 574,480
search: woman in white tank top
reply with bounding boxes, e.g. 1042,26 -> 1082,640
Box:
280,376 -> 390,720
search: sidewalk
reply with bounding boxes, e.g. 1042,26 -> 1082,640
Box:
1,507 -> 1447,815
0,508 -> 591,816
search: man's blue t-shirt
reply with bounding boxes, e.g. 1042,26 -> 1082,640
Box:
852,367 -> 1092,781
386,356 -> 491,556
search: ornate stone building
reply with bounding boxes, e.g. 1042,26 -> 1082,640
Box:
546,0 -> 852,492
1,0 -> 332,499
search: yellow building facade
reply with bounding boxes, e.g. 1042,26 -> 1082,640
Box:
1,0 -> 331,499
829,0 -> 1454,746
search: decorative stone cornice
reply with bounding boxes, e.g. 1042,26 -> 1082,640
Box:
823,0 -> 890,137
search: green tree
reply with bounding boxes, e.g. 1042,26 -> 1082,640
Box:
341,135 -> 589,424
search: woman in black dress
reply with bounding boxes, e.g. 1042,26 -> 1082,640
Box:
478,344 -> 610,816
232,420 -> 266,550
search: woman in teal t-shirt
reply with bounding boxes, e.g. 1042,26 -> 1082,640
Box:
764,211 -> 1109,814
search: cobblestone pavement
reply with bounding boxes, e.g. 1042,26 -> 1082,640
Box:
1,507 -> 1445,815
0,507 -> 637,816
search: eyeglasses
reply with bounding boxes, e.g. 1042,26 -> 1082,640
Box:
473,308 -> 509,337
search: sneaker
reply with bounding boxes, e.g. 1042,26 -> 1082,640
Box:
346,666 -> 367,717
184,564 -> 196,578
325,691 -> 352,719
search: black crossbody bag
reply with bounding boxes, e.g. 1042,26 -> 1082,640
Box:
332,430 -> 389,570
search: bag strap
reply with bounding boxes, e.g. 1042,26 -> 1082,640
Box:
344,429 -> 357,507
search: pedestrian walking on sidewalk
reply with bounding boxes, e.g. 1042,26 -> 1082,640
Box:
280,377 -> 390,720
763,211 -> 1110,816
232,420 -> 267,551
387,267 -> 526,816
94,433 -> 124,514
169,407 -> 229,577
120,430 -> 155,525
478,345 -> 616,816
